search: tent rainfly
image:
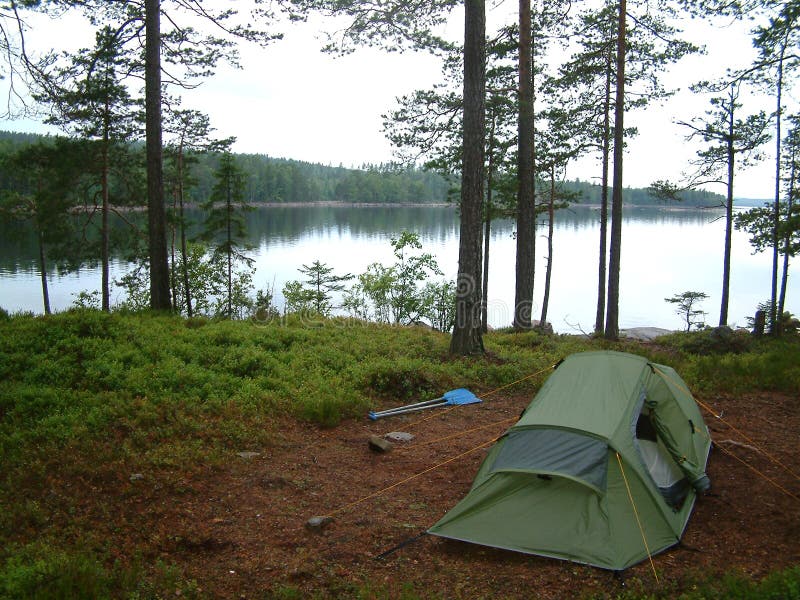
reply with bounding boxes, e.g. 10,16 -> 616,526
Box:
428,351 -> 712,571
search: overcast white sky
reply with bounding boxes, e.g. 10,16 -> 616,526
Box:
3,3 -> 793,200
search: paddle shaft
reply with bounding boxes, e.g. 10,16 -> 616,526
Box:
369,400 -> 449,419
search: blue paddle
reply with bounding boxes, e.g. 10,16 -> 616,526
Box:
368,388 -> 481,420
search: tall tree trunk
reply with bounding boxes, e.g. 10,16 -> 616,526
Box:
170,187 -> 177,310
779,222 -> 791,321
770,51 -> 784,335
719,91 -> 735,328
604,0 -> 626,340
101,123 -> 110,312
37,229 -> 51,315
146,0 -> 171,311
595,57 -> 612,334
539,165 -> 555,328
779,146 -> 796,318
227,183 -> 233,318
177,148 -> 193,317
514,0 -> 535,329
482,152 -> 493,334
449,0 -> 485,355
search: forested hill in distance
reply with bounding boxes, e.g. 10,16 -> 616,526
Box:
0,129 -> 739,207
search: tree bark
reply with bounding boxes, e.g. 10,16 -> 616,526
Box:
146,0 -> 171,311
604,0 -> 626,340
719,89 -> 735,327
779,144 -> 795,318
177,147 -> 193,317
595,57 -> 612,334
449,0 -> 485,355
170,186 -> 177,311
539,166 -> 555,328
101,112 -> 110,312
770,50 -> 784,335
482,143 -> 493,334
227,178 -> 233,317
514,0 -> 535,329
37,230 -> 51,315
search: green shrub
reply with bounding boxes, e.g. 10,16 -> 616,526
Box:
0,547 -> 115,600
0,311 -> 796,491
360,357 -> 441,401
658,327 -> 753,355
0,544 -> 205,600
683,343 -> 800,393
184,316 -> 210,329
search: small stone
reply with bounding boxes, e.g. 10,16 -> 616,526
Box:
236,451 -> 260,459
385,431 -> 415,443
368,435 -> 393,453
305,515 -> 333,531
129,473 -> 144,482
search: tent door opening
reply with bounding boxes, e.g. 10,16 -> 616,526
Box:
634,411 -> 690,509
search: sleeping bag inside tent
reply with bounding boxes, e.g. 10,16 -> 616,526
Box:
428,351 -> 712,571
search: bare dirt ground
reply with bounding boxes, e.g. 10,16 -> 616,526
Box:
77,390 -> 800,598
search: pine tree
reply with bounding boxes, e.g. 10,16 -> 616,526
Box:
38,25 -> 140,311
450,0 -> 486,354
23,0 -> 283,311
514,0 -> 535,330
164,105 -> 233,316
284,260 -> 354,316
749,1 -> 800,335
676,81 -> 771,327
201,153 -> 253,318
0,138 -> 87,313
547,0 -> 699,336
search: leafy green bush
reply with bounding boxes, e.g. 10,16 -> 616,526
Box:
0,546 -> 115,600
657,327 -> 753,355
685,346 -> 800,394
0,544 -> 204,600
361,357 -> 441,400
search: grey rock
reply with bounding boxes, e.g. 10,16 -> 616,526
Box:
129,473 -> 144,482
236,451 -> 261,459
306,515 -> 333,531
368,435 -> 393,453
619,327 -> 674,341
385,431 -> 415,443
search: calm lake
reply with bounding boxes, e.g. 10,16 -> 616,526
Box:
0,204 -> 795,333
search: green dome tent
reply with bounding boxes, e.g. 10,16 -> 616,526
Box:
428,351 -> 712,570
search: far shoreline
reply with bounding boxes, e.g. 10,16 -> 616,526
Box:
214,200 -> 732,211
223,201 -> 732,212
79,200 -> 741,213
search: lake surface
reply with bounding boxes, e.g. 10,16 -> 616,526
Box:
1,204 -> 795,333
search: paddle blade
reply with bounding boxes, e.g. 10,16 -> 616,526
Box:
442,388 -> 481,405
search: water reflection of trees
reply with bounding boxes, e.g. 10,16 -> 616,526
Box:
0,204 -> 725,275
241,206 -> 461,245
0,212 -> 146,275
